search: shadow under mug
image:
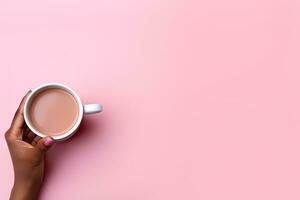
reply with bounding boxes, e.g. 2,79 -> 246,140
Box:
24,83 -> 102,141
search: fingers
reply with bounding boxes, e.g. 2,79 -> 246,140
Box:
24,131 -> 36,143
10,90 -> 31,132
35,137 -> 55,154
31,135 -> 42,146
22,127 -> 31,141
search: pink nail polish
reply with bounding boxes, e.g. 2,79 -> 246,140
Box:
44,137 -> 54,146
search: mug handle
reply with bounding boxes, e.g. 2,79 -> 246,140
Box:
83,104 -> 102,114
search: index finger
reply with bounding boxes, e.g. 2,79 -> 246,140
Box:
10,90 -> 32,131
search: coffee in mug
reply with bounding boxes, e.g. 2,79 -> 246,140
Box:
24,83 -> 102,141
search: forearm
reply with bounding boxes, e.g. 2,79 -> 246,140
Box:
10,180 -> 41,200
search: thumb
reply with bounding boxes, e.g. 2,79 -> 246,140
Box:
35,137 -> 55,154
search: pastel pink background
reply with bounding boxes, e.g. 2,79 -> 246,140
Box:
1,0 -> 300,199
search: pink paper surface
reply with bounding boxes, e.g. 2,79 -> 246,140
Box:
1,0 -> 300,199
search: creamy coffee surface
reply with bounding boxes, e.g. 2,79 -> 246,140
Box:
29,88 -> 79,136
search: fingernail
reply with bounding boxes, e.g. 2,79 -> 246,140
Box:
44,137 -> 54,146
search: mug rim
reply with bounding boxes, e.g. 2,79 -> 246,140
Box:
24,83 -> 84,141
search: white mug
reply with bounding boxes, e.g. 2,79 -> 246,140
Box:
24,83 -> 102,141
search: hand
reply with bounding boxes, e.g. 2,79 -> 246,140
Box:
5,91 -> 55,200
